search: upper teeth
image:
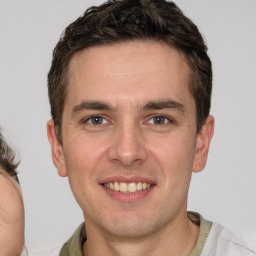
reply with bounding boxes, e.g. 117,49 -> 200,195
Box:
104,182 -> 151,193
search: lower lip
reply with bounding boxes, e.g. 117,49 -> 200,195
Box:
101,185 -> 155,202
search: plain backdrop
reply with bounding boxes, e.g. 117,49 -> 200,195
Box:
0,0 -> 255,253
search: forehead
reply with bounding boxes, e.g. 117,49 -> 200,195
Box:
66,40 -> 192,108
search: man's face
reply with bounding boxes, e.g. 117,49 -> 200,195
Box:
48,40 -> 213,238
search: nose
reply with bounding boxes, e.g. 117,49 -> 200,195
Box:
108,122 -> 147,167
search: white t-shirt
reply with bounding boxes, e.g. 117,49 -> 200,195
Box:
201,222 -> 255,256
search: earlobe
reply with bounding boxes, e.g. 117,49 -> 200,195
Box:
193,115 -> 214,173
47,119 -> 67,177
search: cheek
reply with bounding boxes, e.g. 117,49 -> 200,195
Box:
0,198 -> 24,229
148,133 -> 196,182
0,177 -> 24,220
63,135 -> 108,200
64,133 -> 106,172
0,181 -> 24,251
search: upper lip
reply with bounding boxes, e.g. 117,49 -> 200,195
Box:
99,176 -> 156,184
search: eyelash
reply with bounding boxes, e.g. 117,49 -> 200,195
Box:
82,115 -> 108,125
147,115 -> 174,125
82,115 -> 174,126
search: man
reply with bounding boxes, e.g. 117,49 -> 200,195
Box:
0,130 -> 25,256
47,0 -> 255,255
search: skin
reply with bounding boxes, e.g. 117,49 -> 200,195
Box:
0,169 -> 25,256
48,40 -> 214,256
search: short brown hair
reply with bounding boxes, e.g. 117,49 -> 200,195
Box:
48,0 -> 212,142
0,130 -> 19,179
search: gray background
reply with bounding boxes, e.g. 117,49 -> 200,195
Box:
0,0 -> 255,253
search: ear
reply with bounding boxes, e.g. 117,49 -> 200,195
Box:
47,119 -> 67,177
193,115 -> 214,173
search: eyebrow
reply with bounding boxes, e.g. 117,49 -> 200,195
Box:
72,101 -> 113,116
72,99 -> 185,116
142,100 -> 185,113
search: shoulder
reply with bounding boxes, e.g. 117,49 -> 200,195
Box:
202,222 -> 256,256
59,222 -> 85,256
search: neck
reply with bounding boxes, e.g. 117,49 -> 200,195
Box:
83,211 -> 199,256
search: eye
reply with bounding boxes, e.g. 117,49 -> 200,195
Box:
148,116 -> 171,125
85,116 -> 107,125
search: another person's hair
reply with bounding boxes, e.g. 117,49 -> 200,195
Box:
48,0 -> 212,142
0,130 -> 19,181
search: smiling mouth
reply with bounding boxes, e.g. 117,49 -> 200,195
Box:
102,182 -> 154,193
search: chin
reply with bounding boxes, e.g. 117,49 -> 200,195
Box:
98,213 -> 162,239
